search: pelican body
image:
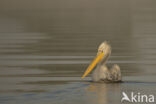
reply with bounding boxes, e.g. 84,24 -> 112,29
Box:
82,41 -> 122,82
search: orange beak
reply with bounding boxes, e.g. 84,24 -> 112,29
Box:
81,52 -> 104,79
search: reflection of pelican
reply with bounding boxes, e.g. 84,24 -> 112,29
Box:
82,41 -> 122,82
86,83 -> 121,104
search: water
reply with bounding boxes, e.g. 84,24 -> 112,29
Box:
0,0 -> 156,104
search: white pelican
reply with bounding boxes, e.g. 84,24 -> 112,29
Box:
82,41 -> 122,82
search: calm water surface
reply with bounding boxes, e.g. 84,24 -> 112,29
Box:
0,0 -> 156,104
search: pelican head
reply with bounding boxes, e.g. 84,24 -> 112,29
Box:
97,41 -> 111,63
81,41 -> 111,79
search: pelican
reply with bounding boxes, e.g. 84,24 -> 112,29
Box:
81,41 -> 122,82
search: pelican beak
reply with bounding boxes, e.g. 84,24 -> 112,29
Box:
81,52 -> 104,79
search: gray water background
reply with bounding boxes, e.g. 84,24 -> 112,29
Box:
0,0 -> 156,104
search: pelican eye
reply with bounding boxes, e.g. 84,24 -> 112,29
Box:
99,50 -> 104,53
101,50 -> 104,53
